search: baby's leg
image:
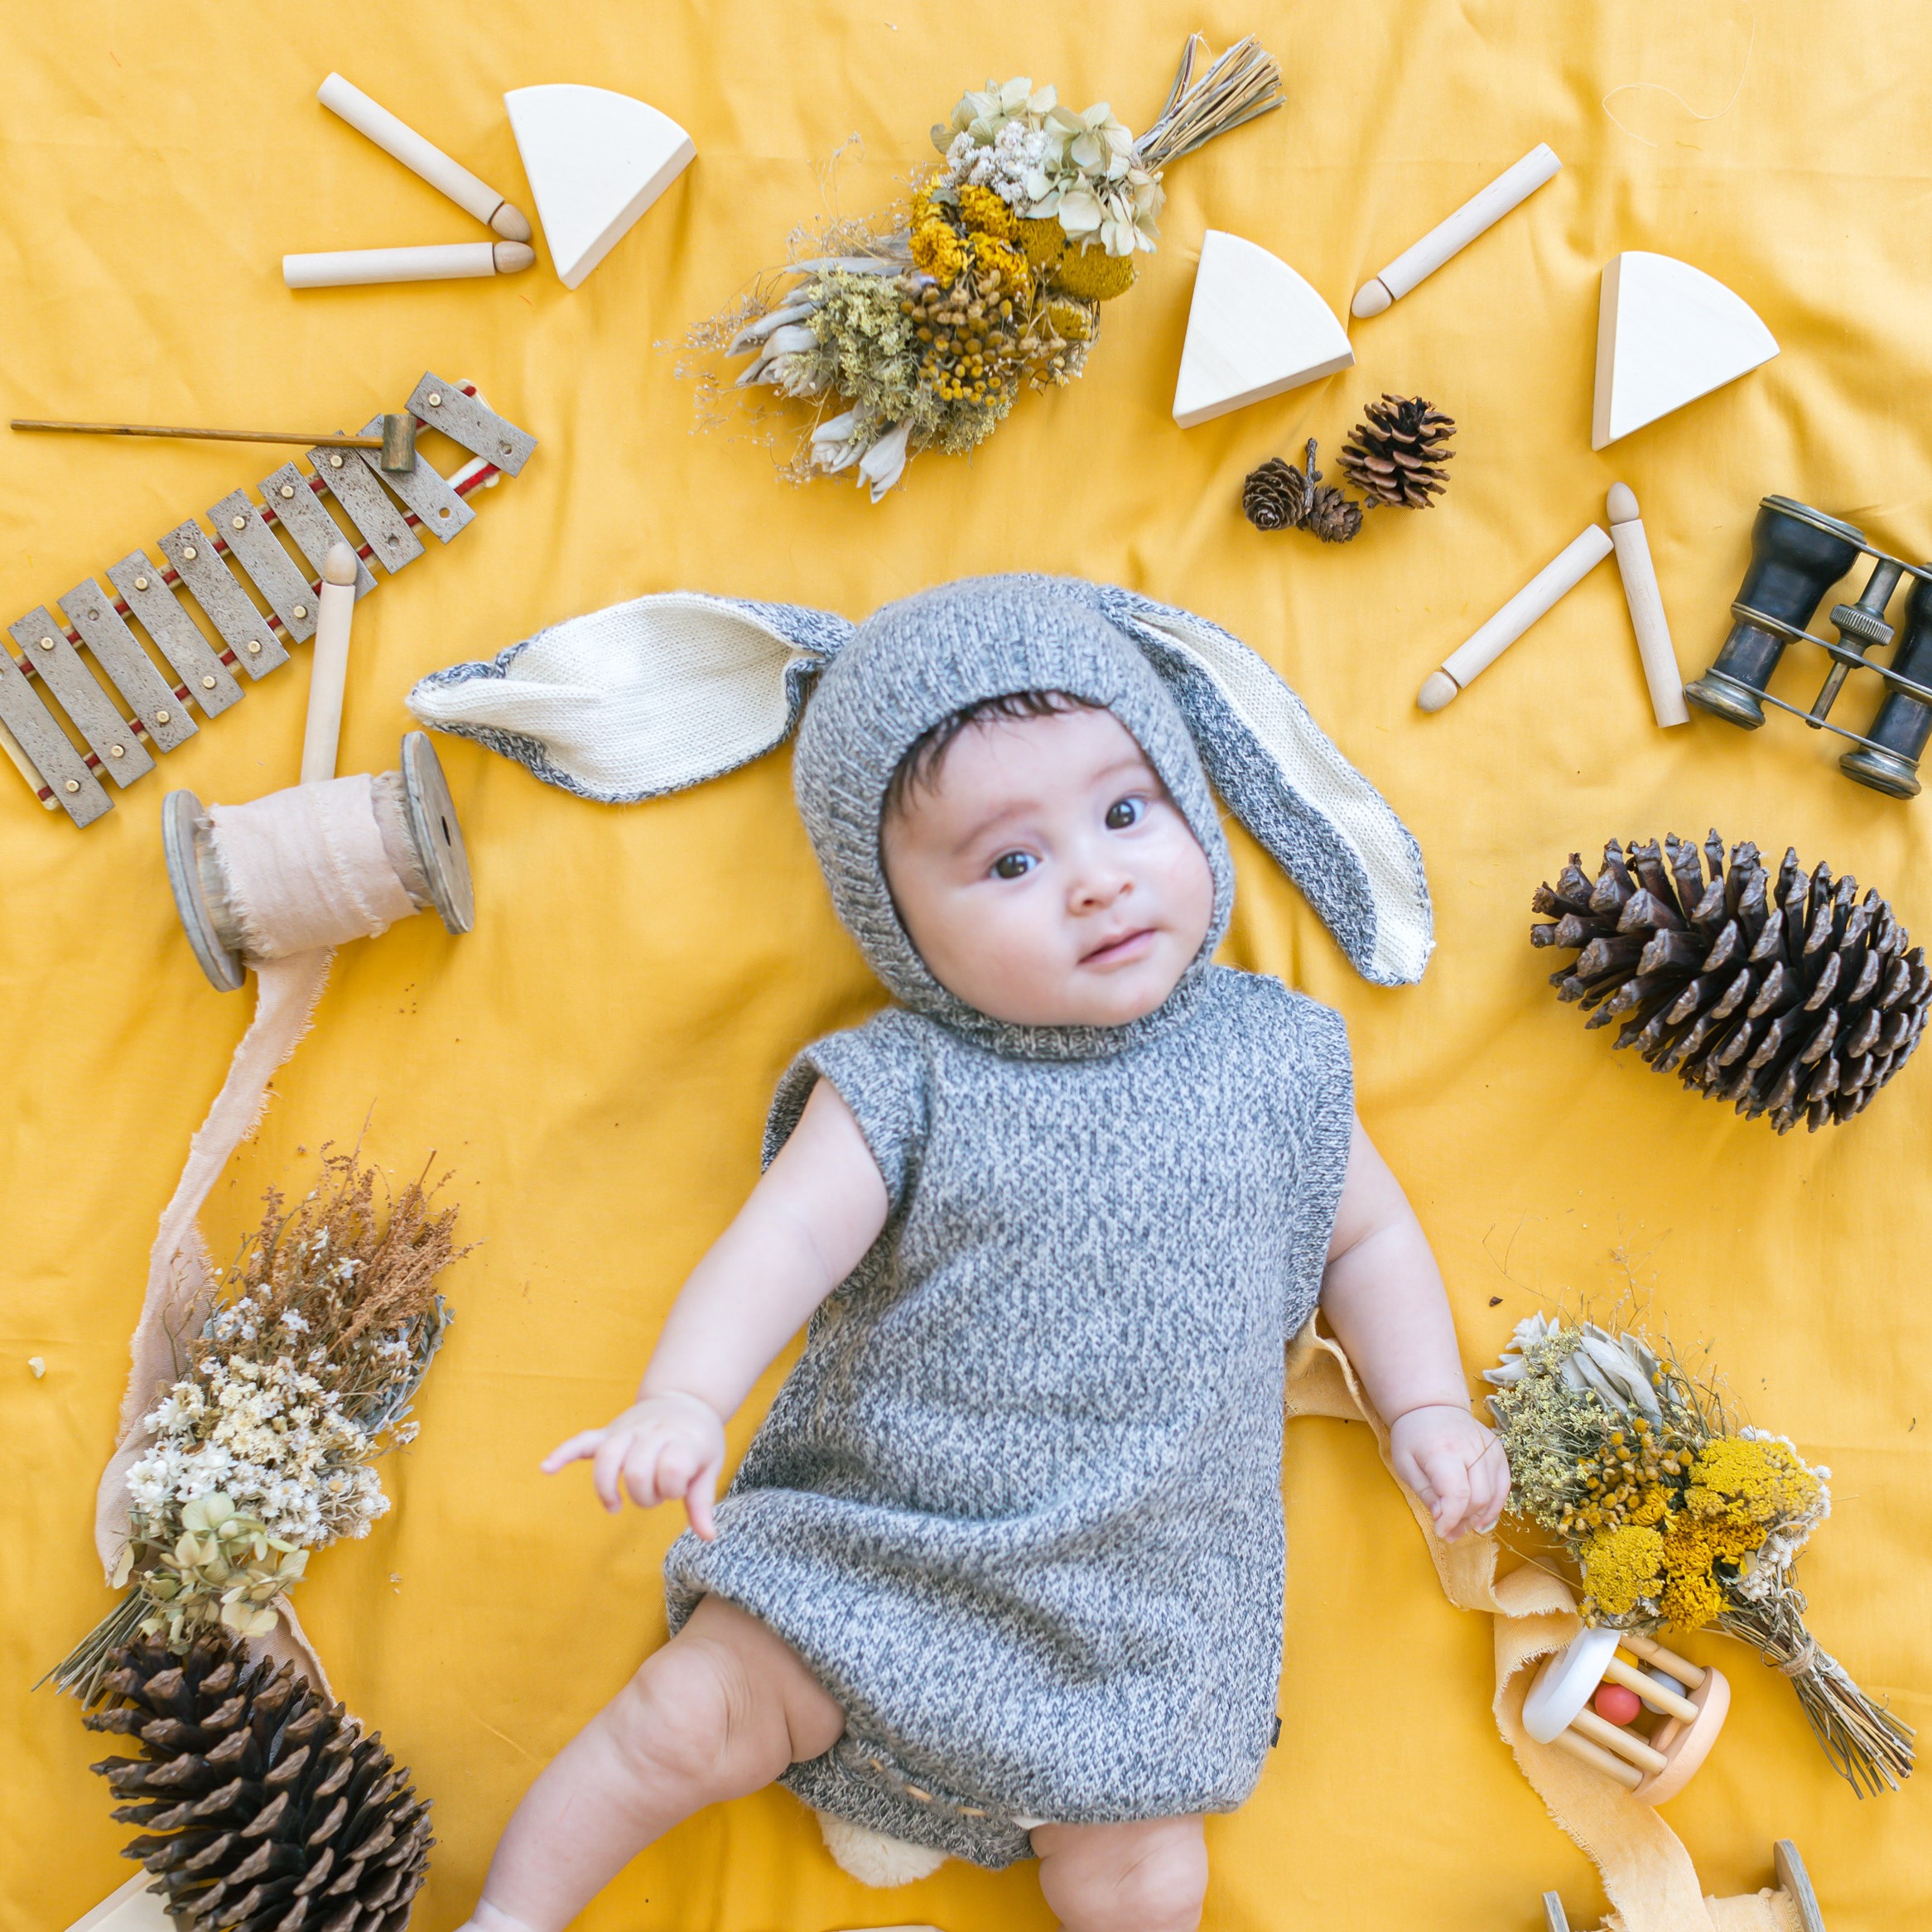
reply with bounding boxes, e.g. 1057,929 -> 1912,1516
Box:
462,1596 -> 844,1932
1031,1815 -> 1209,1932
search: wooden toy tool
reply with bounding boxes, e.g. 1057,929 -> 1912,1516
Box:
319,72 -> 532,242
1419,523 -> 1613,711
1522,1626 -> 1728,1802
12,415 -> 418,472
1607,484 -> 1688,726
1352,143 -> 1560,318
0,374 -> 536,828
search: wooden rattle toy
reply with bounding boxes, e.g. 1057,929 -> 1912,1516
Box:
0,374 -> 535,828
1684,494 -> 1932,797
1522,1627 -> 1728,1802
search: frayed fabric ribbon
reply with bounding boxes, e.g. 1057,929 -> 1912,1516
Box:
92,776 -> 428,1694
1284,1323 -> 1789,1932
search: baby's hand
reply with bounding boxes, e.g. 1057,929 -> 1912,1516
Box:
541,1390 -> 727,1539
1388,1403 -> 1510,1543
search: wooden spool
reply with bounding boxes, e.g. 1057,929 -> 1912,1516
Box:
1522,1626 -> 1728,1804
161,731 -> 474,991
1542,1838 -> 1826,1932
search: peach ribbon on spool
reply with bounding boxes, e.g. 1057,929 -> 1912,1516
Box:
94,542 -> 420,1693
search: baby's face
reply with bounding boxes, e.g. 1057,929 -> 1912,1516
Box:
880,706 -> 1217,1029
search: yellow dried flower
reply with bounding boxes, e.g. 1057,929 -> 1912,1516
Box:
1625,1484 -> 1669,1527
967,231 -> 1029,296
1579,1524 -> 1664,1617
910,218 -> 966,288
1054,242 -> 1138,302
1661,1564 -> 1727,1632
1043,297 -> 1095,344
1686,1434 -> 1822,1525
1016,216 -> 1065,268
956,183 -> 1016,240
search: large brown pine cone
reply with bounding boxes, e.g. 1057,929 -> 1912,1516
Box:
1337,393 -> 1455,508
1532,833 -> 1930,1132
86,1631 -> 431,1932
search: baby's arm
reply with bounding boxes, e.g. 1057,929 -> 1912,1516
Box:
1318,1117 -> 1509,1542
543,1080 -> 889,1535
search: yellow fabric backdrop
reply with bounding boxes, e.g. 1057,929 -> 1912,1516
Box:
4,3 -> 1927,1928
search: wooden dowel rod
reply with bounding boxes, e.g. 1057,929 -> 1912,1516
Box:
11,420 -> 385,450
1549,1725 -> 1644,1790
1620,1631 -> 1705,1688
301,544 -> 359,785
1605,1652 -> 1699,1722
1570,1707 -> 1669,1775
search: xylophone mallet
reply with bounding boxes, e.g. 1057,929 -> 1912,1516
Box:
1419,523 -> 1614,711
1607,484 -> 1689,727
301,544 -> 359,785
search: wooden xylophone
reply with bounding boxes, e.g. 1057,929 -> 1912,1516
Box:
0,373 -> 535,827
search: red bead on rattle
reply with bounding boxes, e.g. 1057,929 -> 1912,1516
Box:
1592,1682 -> 1644,1727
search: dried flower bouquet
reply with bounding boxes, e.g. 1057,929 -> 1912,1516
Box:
51,1149 -> 465,1700
702,34 -> 1282,500
1485,1313 -> 1913,1795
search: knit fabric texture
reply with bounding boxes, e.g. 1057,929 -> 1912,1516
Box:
664,577 -> 1358,1865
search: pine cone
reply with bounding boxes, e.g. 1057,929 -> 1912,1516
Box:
86,1631 -> 431,1932
1531,833 -> 1932,1133
1241,439 -> 1363,542
1337,393 -> 1456,508
1303,484 -> 1364,544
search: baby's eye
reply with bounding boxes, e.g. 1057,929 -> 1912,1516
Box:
1105,797 -> 1146,831
990,851 -> 1035,880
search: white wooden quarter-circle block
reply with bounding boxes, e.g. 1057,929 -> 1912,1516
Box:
62,1873 -> 174,1932
1592,252 -> 1779,449
1172,231 -> 1355,429
504,84 -> 696,291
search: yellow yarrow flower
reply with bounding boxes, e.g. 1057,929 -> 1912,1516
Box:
1054,243 -> 1138,303
1661,1564 -> 1727,1632
1686,1433 -> 1821,1525
956,183 -> 1016,240
967,231 -> 1029,296
1579,1524 -> 1664,1617
910,218 -> 966,288
1043,297 -> 1095,344
1016,217 -> 1065,269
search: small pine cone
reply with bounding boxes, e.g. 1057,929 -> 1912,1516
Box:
87,1629 -> 433,1932
1338,393 -> 1456,508
1241,456 -> 1309,532
1303,484 -> 1364,544
1530,832 -> 1932,1133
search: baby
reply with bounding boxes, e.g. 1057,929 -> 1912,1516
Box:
458,584 -> 1507,1932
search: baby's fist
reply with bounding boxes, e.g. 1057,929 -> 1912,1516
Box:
1388,1403 -> 1510,1543
542,1390 -> 728,1539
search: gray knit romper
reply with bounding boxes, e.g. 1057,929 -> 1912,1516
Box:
664,580 -> 1356,1867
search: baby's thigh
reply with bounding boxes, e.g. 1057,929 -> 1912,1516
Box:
1031,1815 -> 1208,1932
672,1595 -> 846,1764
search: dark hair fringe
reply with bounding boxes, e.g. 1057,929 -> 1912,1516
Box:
881,689 -> 1100,818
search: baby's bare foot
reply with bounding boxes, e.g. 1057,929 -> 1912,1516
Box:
456,1903 -> 541,1932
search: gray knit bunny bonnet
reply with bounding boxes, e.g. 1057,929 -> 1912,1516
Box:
409,571 -> 1435,990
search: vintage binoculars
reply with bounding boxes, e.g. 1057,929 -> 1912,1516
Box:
1685,496 -> 1932,797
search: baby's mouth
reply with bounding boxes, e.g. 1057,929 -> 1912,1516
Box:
1080,926 -> 1157,967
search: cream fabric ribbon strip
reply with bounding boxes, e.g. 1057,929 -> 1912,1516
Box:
89,772 -> 426,1695
1284,1322 -> 1790,1932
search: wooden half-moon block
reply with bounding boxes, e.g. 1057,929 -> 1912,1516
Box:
1592,252 -> 1778,449
505,84 -> 696,291
1172,231 -> 1355,429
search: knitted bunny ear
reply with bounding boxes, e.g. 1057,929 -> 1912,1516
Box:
406,592 -> 855,802
1088,583 -> 1434,986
